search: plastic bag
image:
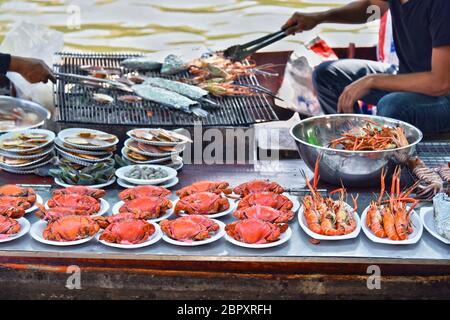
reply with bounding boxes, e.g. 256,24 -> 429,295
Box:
0,21 -> 64,110
378,11 -> 399,67
276,37 -> 337,117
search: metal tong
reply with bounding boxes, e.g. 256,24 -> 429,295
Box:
223,30 -> 287,61
54,72 -> 132,91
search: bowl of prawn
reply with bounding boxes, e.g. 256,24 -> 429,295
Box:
290,114 -> 423,187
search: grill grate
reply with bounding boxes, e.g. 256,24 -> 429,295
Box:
53,52 -> 279,127
416,142 -> 450,168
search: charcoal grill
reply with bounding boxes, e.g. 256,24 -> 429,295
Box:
53,52 -> 279,128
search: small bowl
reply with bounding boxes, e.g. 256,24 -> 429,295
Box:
115,165 -> 177,186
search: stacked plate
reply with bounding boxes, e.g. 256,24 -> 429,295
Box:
0,129 -> 56,174
52,128 -> 119,188
121,128 -> 190,171
55,128 -> 118,166
115,164 -> 179,189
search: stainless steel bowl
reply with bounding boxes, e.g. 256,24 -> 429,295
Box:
0,96 -> 50,134
290,114 -> 423,187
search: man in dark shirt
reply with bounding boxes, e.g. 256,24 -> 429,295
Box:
282,0 -> 450,134
0,53 -> 55,84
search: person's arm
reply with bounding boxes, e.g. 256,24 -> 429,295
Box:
282,0 -> 389,35
9,56 -> 56,84
338,46 -> 450,112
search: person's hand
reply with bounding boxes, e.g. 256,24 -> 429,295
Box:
9,56 -> 56,84
338,76 -> 374,113
282,12 -> 323,35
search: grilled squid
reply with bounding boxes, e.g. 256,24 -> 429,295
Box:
408,159 -> 444,200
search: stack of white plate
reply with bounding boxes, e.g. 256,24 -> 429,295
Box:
115,165 -> 179,189
0,129 -> 55,174
121,128 -> 189,171
56,128 -> 118,167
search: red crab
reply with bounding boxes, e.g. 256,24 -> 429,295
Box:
43,215 -> 100,242
36,204 -> 92,222
119,197 -> 173,219
234,205 -> 295,224
94,212 -> 150,228
119,185 -> 171,201
160,215 -> 220,242
47,194 -> 101,216
237,192 -> 293,211
0,184 -> 36,205
0,215 -> 21,237
225,219 -> 288,244
99,218 -> 155,245
174,192 -> 230,216
0,197 -> 31,219
52,186 -> 105,200
176,181 -> 231,198
233,180 -> 284,197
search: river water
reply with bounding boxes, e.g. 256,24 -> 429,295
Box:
0,0 -> 379,53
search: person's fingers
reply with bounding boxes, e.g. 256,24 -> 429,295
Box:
282,16 -> 296,30
285,24 -> 303,35
48,72 -> 56,84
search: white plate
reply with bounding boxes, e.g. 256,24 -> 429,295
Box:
0,151 -> 55,168
25,194 -> 43,214
97,222 -> 162,249
30,220 -> 96,246
420,207 -> 450,245
0,145 -> 54,160
162,220 -> 226,247
361,205 -> 423,245
58,128 -> 119,150
117,177 -> 179,189
54,138 -> 114,156
56,146 -> 113,164
174,197 -> 237,219
0,218 -> 31,243
44,198 -> 109,217
0,129 -> 55,153
0,155 -> 55,174
298,203 -> 361,241
225,225 -> 292,249
127,129 -> 191,147
112,200 -> 174,223
287,195 -> 300,213
115,165 -> 177,186
54,177 -> 116,189
122,146 -> 182,161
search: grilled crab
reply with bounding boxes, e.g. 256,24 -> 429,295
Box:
47,194 -> 101,216
43,215 -> 100,242
225,219 -> 288,244
233,180 -> 284,197
234,205 -> 295,224
0,197 -> 31,219
0,184 -> 36,205
176,181 -> 231,198
237,192 -> 293,211
174,192 -> 229,216
0,215 -> 21,237
160,215 -> 220,242
52,186 -> 105,200
100,218 -> 155,245
119,197 -> 173,219
119,185 -> 171,201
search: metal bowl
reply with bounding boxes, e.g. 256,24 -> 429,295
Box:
290,114 -> 423,187
0,96 -> 50,134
